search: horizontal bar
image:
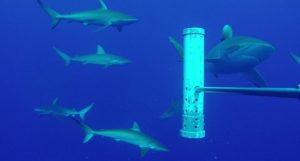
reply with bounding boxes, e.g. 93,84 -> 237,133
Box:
197,86 -> 300,99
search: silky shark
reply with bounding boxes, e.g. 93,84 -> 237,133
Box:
54,45 -> 131,67
73,119 -> 168,156
290,52 -> 300,64
37,0 -> 138,31
169,25 -> 275,87
34,98 -> 94,120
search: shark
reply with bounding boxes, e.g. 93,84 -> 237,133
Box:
34,98 -> 93,120
37,0 -> 138,31
290,52 -> 300,64
169,24 -> 275,87
53,45 -> 131,67
72,118 -> 168,156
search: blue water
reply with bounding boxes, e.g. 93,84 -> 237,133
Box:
1,0 -> 300,160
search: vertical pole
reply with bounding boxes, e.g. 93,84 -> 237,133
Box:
181,28 -> 205,139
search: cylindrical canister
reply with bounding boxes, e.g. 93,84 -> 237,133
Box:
181,27 -> 205,139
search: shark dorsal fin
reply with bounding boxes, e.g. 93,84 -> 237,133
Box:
99,0 -> 108,10
131,122 -> 141,132
221,24 -> 233,41
96,45 -> 106,54
52,97 -> 58,105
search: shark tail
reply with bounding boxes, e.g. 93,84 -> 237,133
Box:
79,103 -> 94,120
290,52 -> 300,64
168,36 -> 184,58
37,0 -> 61,29
71,118 -> 95,143
53,47 -> 71,66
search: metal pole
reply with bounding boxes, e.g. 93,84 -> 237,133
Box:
181,27 -> 205,139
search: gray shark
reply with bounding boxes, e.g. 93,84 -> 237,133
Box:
73,119 -> 168,156
54,45 -> 131,67
37,0 -> 138,31
290,52 -> 300,64
34,98 -> 93,120
169,25 -> 275,87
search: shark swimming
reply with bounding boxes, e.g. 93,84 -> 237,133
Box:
34,98 -> 93,120
73,119 -> 168,156
37,0 -> 138,31
54,45 -> 131,67
169,24 -> 275,87
290,52 -> 300,64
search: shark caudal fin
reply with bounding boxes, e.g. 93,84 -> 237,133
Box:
37,0 -> 61,29
79,103 -> 94,120
168,36 -> 184,58
53,47 -> 71,66
290,52 -> 300,64
71,118 -> 95,143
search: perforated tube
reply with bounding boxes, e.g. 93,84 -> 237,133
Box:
181,28 -> 205,139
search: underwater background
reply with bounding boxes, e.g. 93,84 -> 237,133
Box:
1,0 -> 300,160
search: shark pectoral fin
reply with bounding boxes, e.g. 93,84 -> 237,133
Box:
241,68 -> 267,87
94,26 -> 109,32
94,23 -> 111,32
140,148 -> 149,157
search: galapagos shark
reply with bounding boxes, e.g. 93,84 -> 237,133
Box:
73,119 -> 168,156
169,25 -> 275,87
37,0 -> 138,31
34,98 -> 93,120
53,45 -> 131,67
290,52 -> 300,64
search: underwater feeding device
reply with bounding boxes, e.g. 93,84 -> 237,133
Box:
181,27 -> 300,139
181,28 -> 205,139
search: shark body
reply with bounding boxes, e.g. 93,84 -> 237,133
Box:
37,0 -> 138,31
169,25 -> 275,87
34,98 -> 93,120
54,45 -> 131,67
73,119 -> 168,156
